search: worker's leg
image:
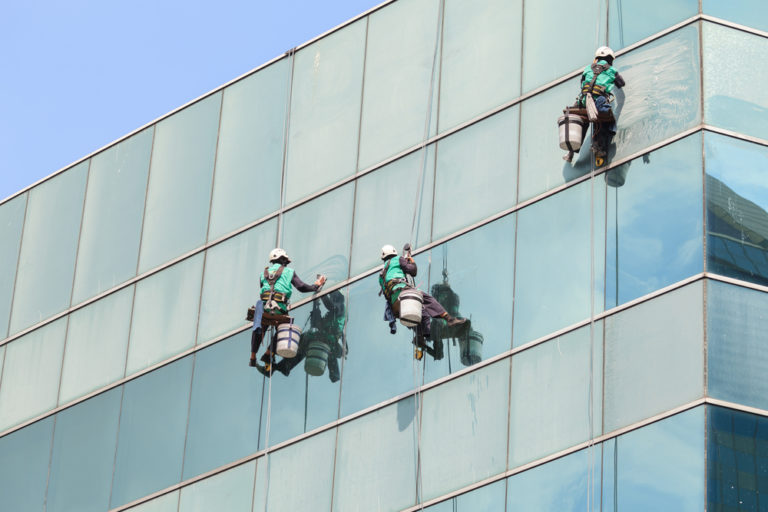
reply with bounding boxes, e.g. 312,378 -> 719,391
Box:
250,328 -> 263,366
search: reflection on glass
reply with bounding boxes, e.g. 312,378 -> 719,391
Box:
0,416 -> 53,511
438,0 -> 522,131
111,357 -> 193,508
420,359 -> 510,501
358,0 -> 440,169
703,23 -> 768,142
426,479 -> 506,511
0,318 -> 66,431
72,128 -> 152,304
608,0 -> 697,50
604,282 -> 703,432
707,280 -> 768,411
705,133 -> 768,286
284,20 -> 366,204
0,194 -> 26,338
9,162 -> 88,334
47,388 -> 121,512
604,133 -> 703,309
707,406 -> 768,511
703,0 -> 768,33
433,107 -> 519,240
179,461 -> 255,512
138,93 -> 221,273
208,61 -> 288,241
124,491 -> 179,512
333,398 -> 418,512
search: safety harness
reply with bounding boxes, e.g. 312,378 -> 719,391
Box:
581,62 -> 611,99
261,265 -> 288,311
379,259 -> 408,302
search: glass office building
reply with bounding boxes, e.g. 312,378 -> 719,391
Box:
1,0 -> 768,510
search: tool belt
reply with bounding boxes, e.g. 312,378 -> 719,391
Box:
383,278 -> 408,302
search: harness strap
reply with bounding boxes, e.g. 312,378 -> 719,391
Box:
582,62 -> 611,101
263,265 -> 287,310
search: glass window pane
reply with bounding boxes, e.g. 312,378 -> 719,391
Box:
72,128 -> 152,304
509,325 -> 602,468
0,194 -> 26,338
433,107 -> 519,240
208,61 -> 288,241
608,0 -> 697,50
138,93 -> 221,273
358,0 -> 441,169
281,183 -> 353,289
423,214 -> 515,383
127,254 -> 204,375
707,280 -> 768,410
333,398 -> 418,512
47,388 -> 121,512
59,286 -> 134,404
438,0 -> 522,131
179,461 -> 255,512
9,162 -> 88,334
703,23 -> 768,141
265,429 -> 335,511
350,147 -> 434,277
420,359 -> 510,501
425,480 -> 506,512
182,332 -> 264,480
703,0 -> 768,34
125,491 -> 179,512
513,182 -> 594,346
198,220 -> 277,344
0,318 -> 66,431
604,282 -> 703,432
0,417 -> 53,512
111,357 -> 193,508
705,133 -> 768,285
522,0 -> 605,92
605,133 -> 703,309
284,20 -> 366,204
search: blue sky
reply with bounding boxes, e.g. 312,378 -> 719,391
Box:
0,0 -> 384,201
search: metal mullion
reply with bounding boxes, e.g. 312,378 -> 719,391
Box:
4,192 -> 29,340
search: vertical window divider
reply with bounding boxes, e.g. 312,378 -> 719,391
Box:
4,193 -> 29,340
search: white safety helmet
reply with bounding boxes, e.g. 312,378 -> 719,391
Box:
595,46 -> 615,60
380,244 -> 397,260
269,248 -> 291,263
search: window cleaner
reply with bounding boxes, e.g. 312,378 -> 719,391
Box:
246,248 -> 326,375
430,267 -> 484,367
378,244 -> 465,360
559,46 -> 626,167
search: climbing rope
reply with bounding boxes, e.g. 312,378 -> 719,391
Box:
261,328 -> 275,512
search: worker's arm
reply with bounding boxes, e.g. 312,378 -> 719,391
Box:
292,273 -> 326,293
399,256 -> 417,277
614,72 -> 626,88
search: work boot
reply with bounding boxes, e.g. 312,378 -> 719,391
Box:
249,357 -> 257,367
444,315 -> 466,327
256,364 -> 273,378
246,306 -> 255,322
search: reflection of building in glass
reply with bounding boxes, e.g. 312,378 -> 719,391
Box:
3,1 -> 768,510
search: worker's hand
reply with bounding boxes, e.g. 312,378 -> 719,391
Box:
314,275 -> 327,288
406,256 -> 415,264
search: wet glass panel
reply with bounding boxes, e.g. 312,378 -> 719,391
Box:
333,398 -> 417,512
252,457 -> 268,512
426,480 -> 506,512
59,286 -> 134,404
281,183 -> 353,289
179,461 -> 255,512
707,281 -> 768,410
509,325 -> 602,469
72,128 -> 152,304
358,0 -> 440,169
604,282 -> 704,433
350,147 -> 434,277
604,133 -> 703,309
9,162 -> 87,334
705,134 -> 768,285
126,492 -> 179,512
111,357 -> 193,508
198,220 -> 277,344
420,358 -> 510,501
126,254 -> 204,375
707,406 -> 768,511
208,60 -> 288,241
0,194 -> 26,338
438,0 -> 522,131
183,332 -> 264,479
0,318 -> 66,431
138,93 -> 221,273
703,0 -> 768,41
265,429 -> 335,511
423,214 -> 515,383
0,416 -> 53,512
608,0 -> 697,50
513,181 -> 593,346
604,407 -> 704,511
284,20 -> 366,204
47,388 -> 121,512
522,0 -> 605,92
433,107 -> 519,240
703,23 -> 768,142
